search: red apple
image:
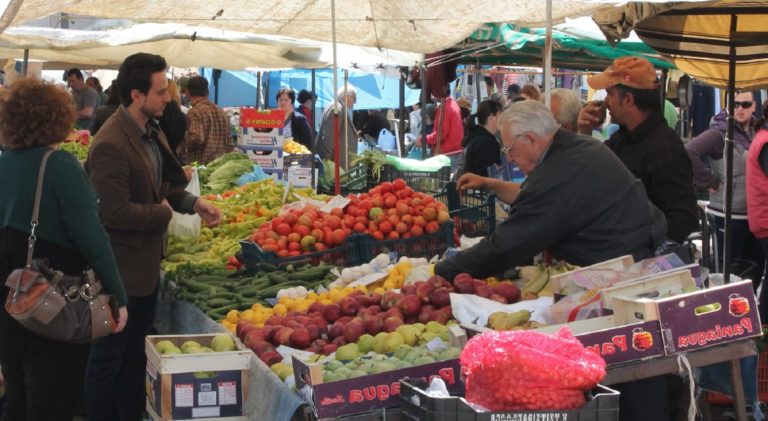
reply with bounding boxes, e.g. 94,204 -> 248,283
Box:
338,296 -> 361,317
381,291 -> 403,310
322,343 -> 338,355
493,282 -> 521,304
401,284 -> 417,296
249,340 -> 274,357
364,317 -> 383,335
453,273 -> 475,294
243,329 -> 266,348
427,275 -> 448,288
383,307 -> 405,321
274,327 -> 294,346
290,328 -> 312,349
382,316 -> 404,332
265,315 -> 285,326
306,324 -> 322,341
489,293 -> 508,304
260,350 -> 283,366
343,319 -> 366,343
322,304 -> 342,322
418,305 -> 436,323
474,280 -> 492,298
398,294 -> 422,318
428,311 -> 450,324
415,282 -> 436,304
431,287 -> 451,307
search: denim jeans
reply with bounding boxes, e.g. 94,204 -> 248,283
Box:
85,288 -> 158,421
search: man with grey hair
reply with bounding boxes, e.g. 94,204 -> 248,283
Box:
435,100 -> 665,279
548,88 -> 582,131
316,86 -> 358,169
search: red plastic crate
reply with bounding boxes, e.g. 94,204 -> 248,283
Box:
707,348 -> 768,404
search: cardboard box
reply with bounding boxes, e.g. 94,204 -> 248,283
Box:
600,268 -> 697,310
245,148 -> 284,170
238,127 -> 284,148
145,334 -> 251,421
283,153 -> 315,189
612,280 -> 762,355
292,357 -> 463,420
550,255 -> 634,294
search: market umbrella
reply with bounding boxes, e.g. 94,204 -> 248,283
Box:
592,0 -> 768,285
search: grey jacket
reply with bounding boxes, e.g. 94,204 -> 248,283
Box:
436,130 -> 665,280
315,101 -> 357,170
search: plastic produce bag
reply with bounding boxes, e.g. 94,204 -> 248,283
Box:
168,167 -> 201,238
460,328 -> 606,411
237,164 -> 271,186
385,154 -> 449,172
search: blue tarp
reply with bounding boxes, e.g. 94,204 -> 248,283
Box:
266,68 -> 421,111
199,67 -> 421,111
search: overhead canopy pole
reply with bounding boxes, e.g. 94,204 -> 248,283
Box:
543,0 -> 552,107
331,0 -> 340,195
723,13 -> 737,284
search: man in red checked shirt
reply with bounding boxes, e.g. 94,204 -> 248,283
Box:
416,85 -> 464,156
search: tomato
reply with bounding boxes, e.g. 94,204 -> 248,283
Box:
342,215 -> 356,228
395,222 -> 409,235
379,221 -> 393,234
355,208 -> 368,218
276,238 -> 288,250
372,231 -> 385,241
358,200 -> 373,211
359,193 -> 369,200
392,178 -> 407,191
425,221 -> 440,234
371,196 -> 384,208
410,225 -> 424,237
388,214 -> 400,225
288,241 -> 302,251
314,243 -> 327,252
401,214 -> 413,226
422,195 -> 436,204
410,197 -> 423,207
289,250 -> 302,257
287,232 -> 301,243
380,182 -> 393,193
311,228 -> 324,243
396,203 -> 409,216
368,222 -> 378,232
326,215 -> 342,229
262,244 -> 277,253
347,205 -> 359,216
437,210 -> 450,224
369,186 -> 382,196
283,213 -> 297,225
353,222 -> 367,233
383,195 -> 397,209
333,228 -> 347,244
271,216 -> 285,226
297,214 -> 313,227
275,223 -> 292,236
422,207 -> 437,222
277,249 -> 290,257
386,231 -> 400,240
330,208 -> 344,218
294,224 -> 311,237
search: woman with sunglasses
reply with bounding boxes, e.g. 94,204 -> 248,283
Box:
685,91 -> 764,286
746,99 -> 768,323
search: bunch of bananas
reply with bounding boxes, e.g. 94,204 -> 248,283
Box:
283,139 -> 311,154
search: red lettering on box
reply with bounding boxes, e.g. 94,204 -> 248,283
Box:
612,335 -> 628,352
349,389 -> 364,403
362,386 -> 376,401
439,367 -> 456,385
376,385 -> 390,401
677,317 -> 756,348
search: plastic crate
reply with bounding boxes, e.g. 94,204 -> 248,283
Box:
355,221 -> 455,263
398,378 -> 620,421
239,239 -> 359,268
319,163 -> 370,196
379,165 -> 451,195
434,181 -> 496,238
708,347 -> 768,404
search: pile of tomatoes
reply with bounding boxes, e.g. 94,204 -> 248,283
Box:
249,179 -> 450,257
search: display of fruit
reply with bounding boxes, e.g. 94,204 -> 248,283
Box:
163,178 -> 327,273
451,273 -> 522,304
487,310 -> 532,331
153,333 -> 238,356
248,178 -> 450,258
60,138 -> 91,161
283,139 -> 311,154
270,362 -> 294,381
319,342 -> 461,382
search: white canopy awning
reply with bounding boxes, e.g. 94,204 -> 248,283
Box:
0,0 -> 708,54
0,23 -> 423,69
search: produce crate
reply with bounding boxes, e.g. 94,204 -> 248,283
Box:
398,378 -> 619,421
434,181 -> 495,238
379,165 -> 451,195
145,334 -> 251,421
319,163 -> 370,196
239,239 -> 359,269
708,347 -> 768,404
355,221 -> 455,263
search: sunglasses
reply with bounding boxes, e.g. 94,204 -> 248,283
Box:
733,101 -> 754,109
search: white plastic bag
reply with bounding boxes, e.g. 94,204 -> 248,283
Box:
168,167 -> 201,238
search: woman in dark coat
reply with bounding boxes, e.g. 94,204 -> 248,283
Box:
276,88 -> 313,150
460,99 -> 503,177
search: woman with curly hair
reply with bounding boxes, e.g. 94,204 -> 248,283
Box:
0,79 -> 128,421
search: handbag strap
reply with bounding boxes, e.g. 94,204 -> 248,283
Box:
25,149 -> 55,269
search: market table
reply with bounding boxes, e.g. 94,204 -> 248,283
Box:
603,339 -> 757,421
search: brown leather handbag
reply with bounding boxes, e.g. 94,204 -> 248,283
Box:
4,149 -> 118,343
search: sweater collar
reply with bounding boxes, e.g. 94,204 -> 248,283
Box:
617,112 -> 666,145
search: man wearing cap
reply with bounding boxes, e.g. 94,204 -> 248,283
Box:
577,56 -> 698,421
577,56 -> 698,249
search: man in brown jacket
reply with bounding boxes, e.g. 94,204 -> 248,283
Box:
85,53 -> 222,420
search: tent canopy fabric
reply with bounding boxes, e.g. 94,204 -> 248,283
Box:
593,0 -> 768,89
445,22 -> 673,71
0,23 -> 423,70
0,0 -> 710,54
